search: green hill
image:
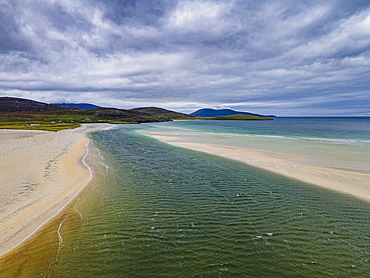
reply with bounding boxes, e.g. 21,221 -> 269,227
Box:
0,97 -> 81,112
208,114 -> 273,120
190,108 -> 275,118
52,103 -> 100,110
0,97 -> 272,131
0,98 -> 177,131
130,107 -> 194,120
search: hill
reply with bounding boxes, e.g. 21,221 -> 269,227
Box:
0,97 -> 81,112
190,108 -> 274,118
0,97 -> 272,131
52,103 -> 100,110
130,107 -> 194,120
0,97 -> 189,131
81,107 -> 163,122
209,114 -> 273,120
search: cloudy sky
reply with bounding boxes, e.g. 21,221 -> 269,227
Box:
1,0 -> 370,116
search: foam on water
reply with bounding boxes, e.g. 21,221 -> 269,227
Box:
55,216 -> 67,265
174,130 -> 368,143
74,199 -> 83,222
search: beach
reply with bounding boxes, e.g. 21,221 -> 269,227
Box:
0,124 -> 109,257
2,123 -> 368,261
138,130 -> 370,201
1,123 -> 367,277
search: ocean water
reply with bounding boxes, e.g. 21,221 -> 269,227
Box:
2,118 -> 369,277
139,117 -> 370,170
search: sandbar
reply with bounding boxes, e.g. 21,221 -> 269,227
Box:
138,130 -> 370,201
0,124 -> 110,257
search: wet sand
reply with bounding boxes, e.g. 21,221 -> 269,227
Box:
0,124 -> 110,257
138,130 -> 370,201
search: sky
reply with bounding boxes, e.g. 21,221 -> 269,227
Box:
1,0 -> 370,116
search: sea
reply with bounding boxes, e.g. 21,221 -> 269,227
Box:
2,117 -> 370,277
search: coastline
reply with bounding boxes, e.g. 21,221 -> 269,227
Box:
0,124 -> 110,258
138,130 -> 370,202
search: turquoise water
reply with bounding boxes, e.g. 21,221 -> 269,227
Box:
138,118 -> 370,170
50,119 -> 370,277
144,117 -> 370,141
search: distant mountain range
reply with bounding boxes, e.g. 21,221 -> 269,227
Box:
0,97 -> 81,112
52,103 -> 101,110
51,104 -> 191,119
1,98 -> 273,119
190,108 -> 275,118
130,107 -> 191,120
0,97 -> 193,122
0,97 -> 273,131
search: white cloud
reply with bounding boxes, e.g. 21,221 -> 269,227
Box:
167,1 -> 231,30
0,0 -> 370,116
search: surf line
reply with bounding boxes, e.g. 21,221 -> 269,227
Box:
0,134 -> 94,258
54,215 -> 68,264
74,198 -> 83,223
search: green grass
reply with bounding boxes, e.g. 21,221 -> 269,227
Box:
0,112 -> 81,131
0,110 -> 272,132
0,122 -> 81,131
0,111 -> 167,131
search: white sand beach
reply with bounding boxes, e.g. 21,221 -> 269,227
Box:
1,124 -> 368,259
138,130 -> 370,201
0,124 -> 109,257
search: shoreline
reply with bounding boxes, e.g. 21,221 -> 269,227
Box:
0,124 -> 110,258
138,130 -> 370,202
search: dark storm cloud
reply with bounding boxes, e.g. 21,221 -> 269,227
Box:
0,2 -> 32,53
0,0 -> 370,115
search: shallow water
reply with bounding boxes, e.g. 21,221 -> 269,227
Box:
51,126 -> 369,277
139,118 -> 370,170
1,119 -> 369,277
